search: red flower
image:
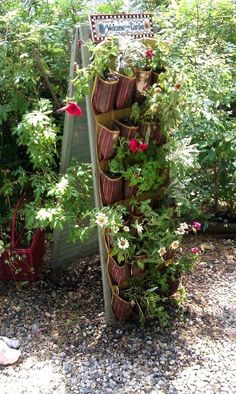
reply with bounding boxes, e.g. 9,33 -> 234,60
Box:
138,143 -> 148,152
129,139 -> 139,153
145,48 -> 154,59
58,102 -> 83,117
191,247 -> 200,255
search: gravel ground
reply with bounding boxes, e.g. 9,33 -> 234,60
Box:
0,235 -> 235,394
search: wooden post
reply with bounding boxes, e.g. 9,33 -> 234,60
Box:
79,24 -> 114,324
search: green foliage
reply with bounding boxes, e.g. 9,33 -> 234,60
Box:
154,0 -> 236,218
14,99 -> 58,170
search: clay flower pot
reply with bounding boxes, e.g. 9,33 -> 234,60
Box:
108,255 -> 130,285
123,179 -> 138,199
111,286 -> 134,322
130,255 -> 146,277
99,169 -> 123,206
114,118 -> 138,140
138,123 -> 167,146
114,73 -> 136,109
135,69 -> 152,104
97,122 -> 120,161
92,74 -> 119,114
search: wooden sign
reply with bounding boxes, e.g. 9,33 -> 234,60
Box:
89,13 -> 153,43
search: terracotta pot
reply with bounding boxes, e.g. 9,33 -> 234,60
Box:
123,179 -> 138,199
130,255 -> 146,277
111,287 -> 134,322
92,74 -> 119,114
163,277 -> 181,297
138,123 -> 167,146
99,169 -> 123,206
108,255 -> 130,285
114,119 -> 138,140
97,122 -> 120,161
135,69 -> 152,104
114,73 -> 136,109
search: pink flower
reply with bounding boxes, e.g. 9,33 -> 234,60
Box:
145,48 -> 154,59
129,139 -> 139,153
58,102 -> 83,117
191,247 -> 200,255
138,143 -> 148,152
192,221 -> 201,231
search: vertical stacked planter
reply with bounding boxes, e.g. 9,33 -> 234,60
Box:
91,38 -> 170,323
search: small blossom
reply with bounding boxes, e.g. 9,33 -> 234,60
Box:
136,223 -> 143,233
95,213 -> 108,227
191,247 -> 200,255
154,87 -> 162,94
175,228 -> 185,235
180,222 -> 189,230
145,48 -> 154,59
123,226 -> 130,232
170,240 -> 180,250
158,247 -> 166,257
112,226 -> 119,234
165,259 -> 174,267
175,222 -> 189,235
117,237 -> 129,250
192,221 -> 202,231
56,177 -> 69,194
174,83 -> 181,91
58,102 -> 83,117
129,138 -> 139,153
138,143 -> 148,152
150,103 -> 158,113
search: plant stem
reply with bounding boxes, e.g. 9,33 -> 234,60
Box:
32,47 -> 61,108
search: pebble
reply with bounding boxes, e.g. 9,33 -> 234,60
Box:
0,238 -> 235,394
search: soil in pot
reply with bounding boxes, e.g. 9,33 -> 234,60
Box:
114,118 -> 138,140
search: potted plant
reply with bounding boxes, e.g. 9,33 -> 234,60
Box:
97,118 -> 120,161
139,69 -> 183,143
113,38 -> 137,109
73,37 -> 120,114
114,103 -> 140,140
0,195 -> 45,282
120,39 -> 154,104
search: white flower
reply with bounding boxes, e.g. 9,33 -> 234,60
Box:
175,228 -> 185,235
56,176 -> 68,194
170,240 -> 180,250
36,208 -> 51,221
117,237 -> 129,250
123,226 -> 130,232
175,222 -> 189,235
158,247 -> 166,257
112,226 -> 119,234
95,213 -> 108,227
179,222 -> 189,230
136,223 -> 143,233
